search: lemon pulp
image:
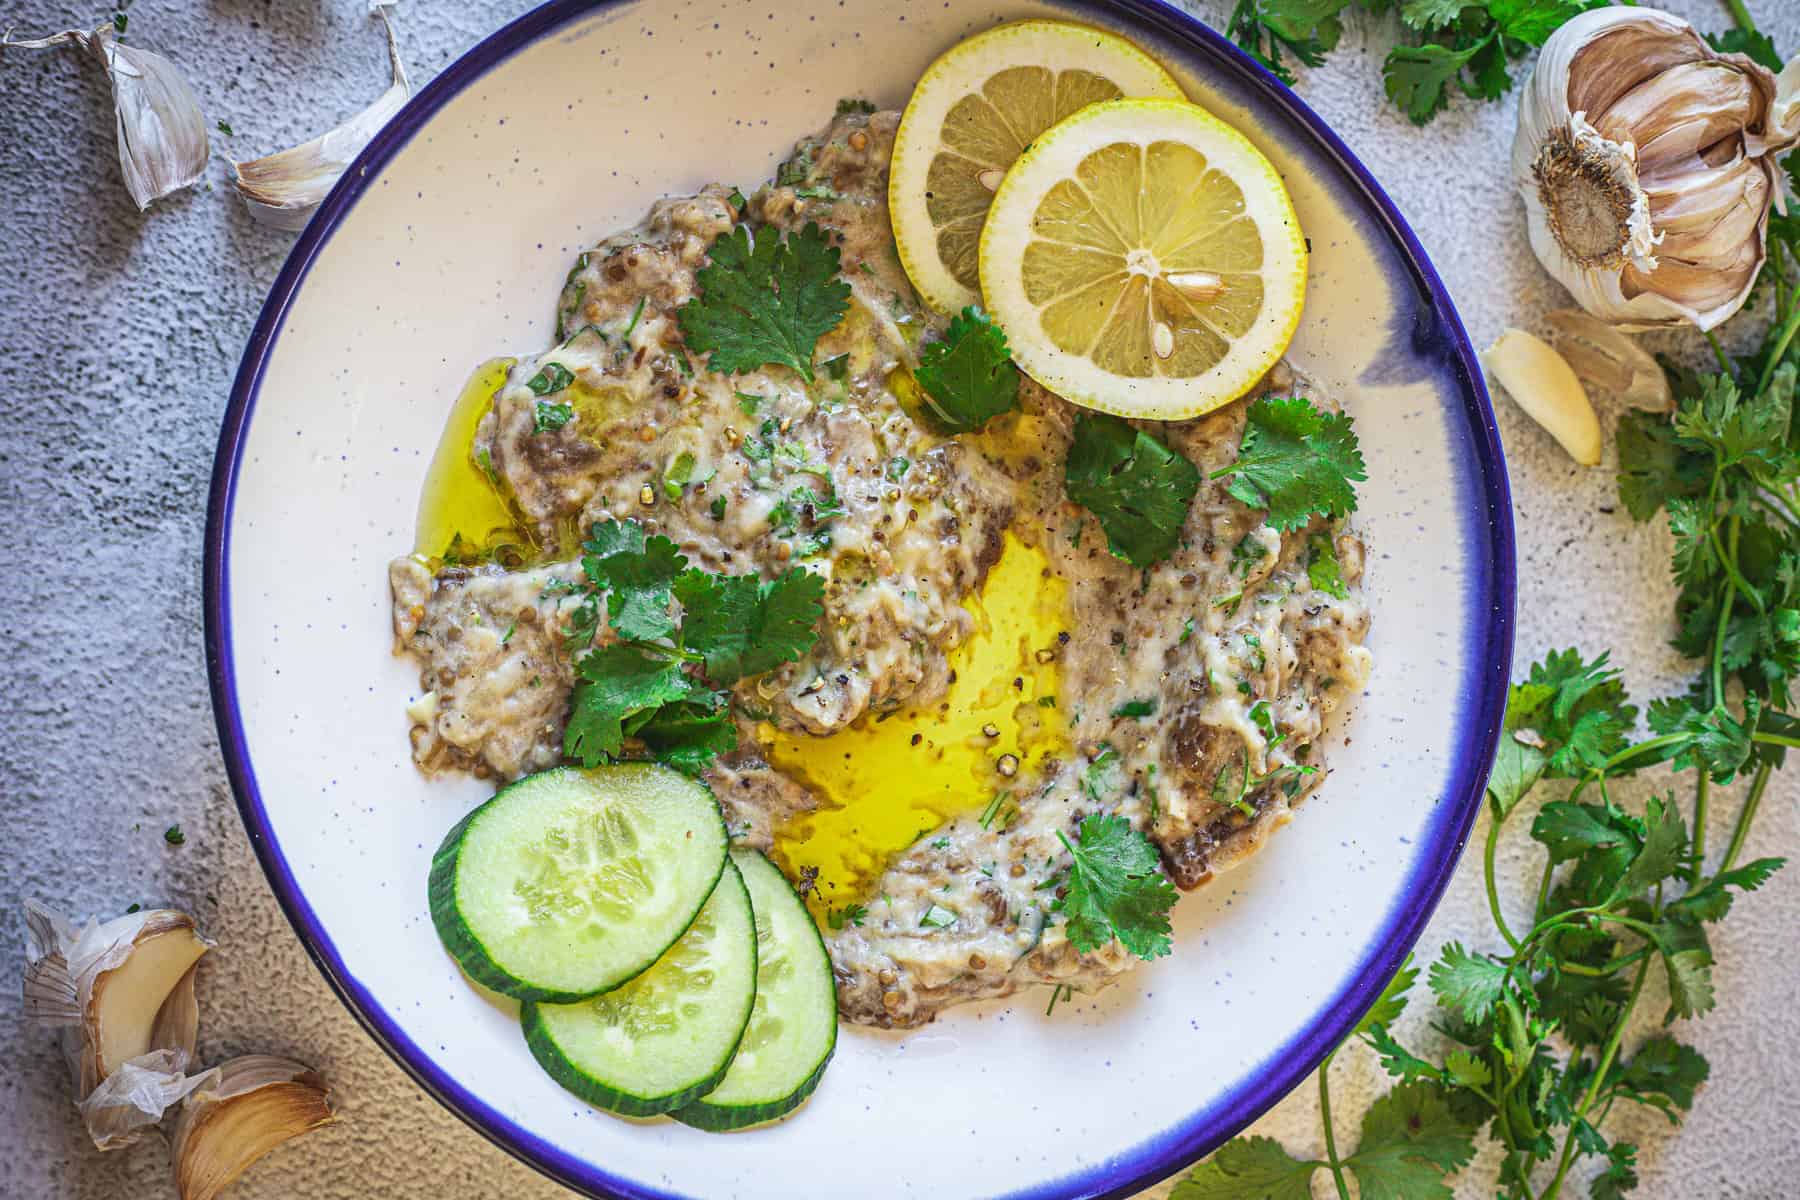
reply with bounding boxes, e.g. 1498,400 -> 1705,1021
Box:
1023,139 -> 1265,378
766,534 -> 1069,909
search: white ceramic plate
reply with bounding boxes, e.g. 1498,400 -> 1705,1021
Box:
205,1 -> 1516,1196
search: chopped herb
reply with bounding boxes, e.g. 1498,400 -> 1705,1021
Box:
919,903 -> 957,929
931,837 -> 951,850
1180,616 -> 1195,644
1112,698 -> 1157,719
125,903 -> 141,914
727,186 -> 748,211
827,902 -> 868,930
736,391 -> 763,415
1064,412 -> 1200,569
672,348 -> 694,377
1244,633 -> 1266,672
795,184 -> 842,202
885,456 -> 911,482
1037,695 -> 1057,709
1231,534 -> 1270,576
215,119 -> 233,136
836,97 -> 877,115
978,792 -> 1012,830
622,296 -> 647,341
501,621 -> 517,645
1308,532 -> 1350,599
821,352 -> 850,381
475,447 -> 498,485
710,495 -> 727,520
163,824 -> 185,846
526,362 -> 574,396
1081,745 -> 1122,803
533,401 -> 575,434
1045,983 -> 1073,1015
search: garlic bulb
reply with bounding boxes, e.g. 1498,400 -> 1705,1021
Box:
1514,9 -> 1800,331
3,24 -> 210,210
23,901 -> 216,1148
231,4 -> 409,231
172,1056 -> 336,1200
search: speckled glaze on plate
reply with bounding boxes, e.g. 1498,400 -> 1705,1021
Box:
204,1 -> 1515,1197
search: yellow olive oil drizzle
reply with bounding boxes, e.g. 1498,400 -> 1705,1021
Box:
764,534 -> 1069,911
413,358 -> 544,569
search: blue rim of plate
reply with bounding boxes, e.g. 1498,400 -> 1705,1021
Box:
204,0 -> 1516,1196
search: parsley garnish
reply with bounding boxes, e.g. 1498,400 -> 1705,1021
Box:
1111,698 -> 1156,719
526,362 -> 574,396
1212,396 -> 1364,532
914,306 -> 1019,432
534,401 -> 575,434
826,902 -> 868,930
561,519 -> 824,775
1063,413 -> 1200,569
885,456 -> 910,482
1052,815 -> 1177,961
677,223 -> 850,381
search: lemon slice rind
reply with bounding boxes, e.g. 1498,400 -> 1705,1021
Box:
979,98 -> 1307,421
890,20 -> 1186,316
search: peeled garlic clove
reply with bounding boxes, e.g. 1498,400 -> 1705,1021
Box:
85,910 -> 211,1085
1543,309 -> 1671,411
173,1056 -> 336,1200
1483,329 -> 1602,467
1513,8 -> 1800,331
231,5 -> 409,231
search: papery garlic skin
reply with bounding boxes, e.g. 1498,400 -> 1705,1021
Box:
1543,308 -> 1672,411
232,5 -> 409,231
1515,8 -> 1800,332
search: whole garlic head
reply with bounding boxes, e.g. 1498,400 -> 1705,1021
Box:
1514,8 -> 1800,331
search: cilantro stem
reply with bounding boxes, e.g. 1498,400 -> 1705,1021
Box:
1531,855 -> 1555,925
1596,732 -> 1690,774
1484,812 -> 1521,949
1752,731 -> 1800,748
1722,0 -> 1756,36
1755,291 -> 1800,395
1711,578 -> 1733,704
1704,329 -> 1733,375
1557,947 -> 1649,977
1720,759 -> 1773,871
1688,772 -> 1710,885
1537,958 -> 1650,1200
1315,1050 -> 1352,1200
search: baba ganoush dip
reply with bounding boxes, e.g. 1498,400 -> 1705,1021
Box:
389,105 -> 1371,1028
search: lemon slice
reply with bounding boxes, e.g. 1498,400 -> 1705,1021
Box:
979,98 -> 1307,420
890,20 -> 1185,315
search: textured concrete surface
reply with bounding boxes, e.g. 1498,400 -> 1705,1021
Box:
1,1 -> 1795,1197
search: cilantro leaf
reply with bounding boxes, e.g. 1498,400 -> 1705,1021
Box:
1531,800 -> 1631,864
1345,1081 -> 1477,1200
1672,368 -> 1794,480
676,566 -> 825,684
633,697 -> 738,776
1516,648 -> 1636,777
1590,1142 -> 1640,1200
563,646 -> 698,766
1610,1036 -> 1709,1116
1354,954 -> 1418,1038
1172,1136 -> 1318,1200
1362,1023 -> 1443,1084
1707,26 -> 1784,72
1646,694 -> 1756,783
915,306 -> 1019,432
678,222 -> 850,381
1616,407 -> 1710,521
1648,917 -> 1715,1021
1429,942 -> 1507,1023
1214,397 -> 1364,532
1054,814 -> 1178,960
1399,0 -> 1464,31
1307,533 -> 1349,599
1383,42 -> 1481,126
1485,0 -> 1589,47
1064,412 -> 1201,568
1664,856 -> 1785,925
1613,794 -> 1687,901
581,520 -> 687,642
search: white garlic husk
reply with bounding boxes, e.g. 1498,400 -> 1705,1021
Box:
231,4 -> 409,231
3,24 -> 210,210
22,901 -> 216,1149
1514,8 -> 1800,332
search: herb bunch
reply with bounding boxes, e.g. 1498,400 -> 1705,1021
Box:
1226,0 -> 1604,126
560,518 -> 824,775
1182,150 -> 1800,1200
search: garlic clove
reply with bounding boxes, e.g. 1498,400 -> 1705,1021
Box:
85,910 -> 211,1084
1543,309 -> 1671,411
172,1056 -> 336,1200
1483,329 -> 1602,467
231,5 -> 409,231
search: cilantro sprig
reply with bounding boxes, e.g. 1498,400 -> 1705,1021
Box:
1213,396 -> 1365,532
1226,0 -> 1595,126
677,222 -> 850,381
561,519 -> 824,774
915,306 -> 1019,432
1063,412 -> 1201,569
1052,814 -> 1178,961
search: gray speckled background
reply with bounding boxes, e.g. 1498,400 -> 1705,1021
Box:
2,1 -> 1795,1197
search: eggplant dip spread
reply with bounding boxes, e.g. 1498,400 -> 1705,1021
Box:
391,105 -> 1372,1029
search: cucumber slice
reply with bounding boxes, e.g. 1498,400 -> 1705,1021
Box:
522,859 -> 757,1116
429,764 -> 727,1002
672,849 -> 838,1131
